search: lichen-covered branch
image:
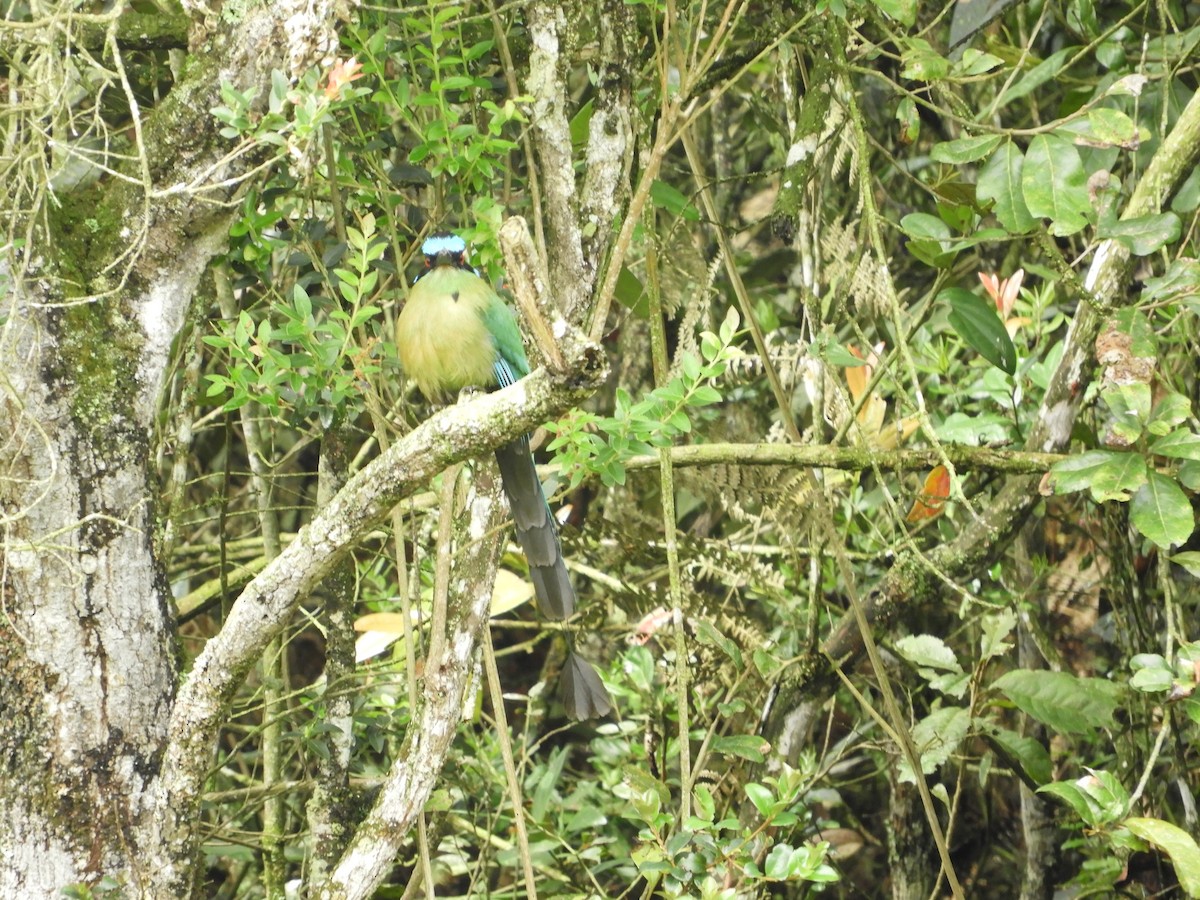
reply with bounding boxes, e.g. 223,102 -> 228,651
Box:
321,472 -> 506,899
624,443 -> 1064,474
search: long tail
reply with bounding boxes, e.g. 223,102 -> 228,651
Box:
493,437 -> 612,719
493,437 -> 575,621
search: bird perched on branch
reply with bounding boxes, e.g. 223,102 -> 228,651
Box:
396,231 -> 612,720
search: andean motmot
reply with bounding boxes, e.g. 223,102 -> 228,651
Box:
396,232 -> 612,720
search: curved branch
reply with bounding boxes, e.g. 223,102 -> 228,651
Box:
149,343 -> 606,894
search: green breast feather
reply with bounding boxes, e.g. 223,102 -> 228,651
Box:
396,265 -> 528,400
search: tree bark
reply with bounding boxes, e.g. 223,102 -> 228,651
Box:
0,1 -> 347,894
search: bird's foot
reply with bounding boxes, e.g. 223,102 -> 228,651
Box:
454,386 -> 484,405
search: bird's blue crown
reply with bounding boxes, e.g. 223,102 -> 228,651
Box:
422,233 -> 467,258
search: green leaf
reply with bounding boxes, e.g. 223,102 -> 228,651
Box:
898,706 -> 970,783
650,180 -> 699,221
1039,781 -> 1105,826
977,141 -> 1036,233
980,609 -> 1016,660
614,265 -> 646,316
823,341 -> 870,368
937,411 -> 1013,445
745,782 -> 774,816
530,747 -> 569,821
290,289 -> 309,324
1112,308 -> 1158,356
931,133 -> 1003,164
1124,818 -> 1200,896
869,0 -> 916,26
690,385 -> 722,406
895,634 -> 962,672
764,843 -> 796,880
1049,450 -> 1146,502
1099,213 -> 1182,255
568,98 -> 594,146
711,735 -> 771,763
1170,551 -> 1200,578
1181,461 -> 1200,492
943,287 -> 1017,374
1103,382 -> 1152,444
899,37 -> 949,81
902,212 -> 956,267
1084,107 -> 1140,148
897,635 -> 967,697
752,647 -> 784,680
1130,472 -> 1195,549
900,212 -> 952,241
1147,393 -> 1192,436
993,670 -> 1122,733
896,97 -> 920,145
1021,134 -> 1091,236
997,46 -> 1076,107
1129,654 -> 1176,692
292,284 -> 312,319
982,725 -> 1052,786
955,48 -> 1003,76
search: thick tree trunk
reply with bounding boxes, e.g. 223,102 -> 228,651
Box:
0,2 -> 343,894
0,302 -> 179,895
0,195 -> 236,899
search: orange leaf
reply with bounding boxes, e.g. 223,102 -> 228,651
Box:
324,56 -> 364,99
844,342 -> 883,404
978,268 -> 1024,318
845,346 -> 870,404
906,465 -> 951,523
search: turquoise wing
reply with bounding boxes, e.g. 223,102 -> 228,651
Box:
481,291 -> 530,384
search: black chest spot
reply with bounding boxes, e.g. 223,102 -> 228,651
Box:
451,291 -> 460,302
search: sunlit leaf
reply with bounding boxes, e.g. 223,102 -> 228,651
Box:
490,569 -> 535,616
1103,382 -> 1152,445
1022,134 -> 1091,236
955,48 -> 1003,76
1049,450 -> 1146,502
898,707 -> 970,783
931,133 -> 1003,164
900,37 -> 949,81
712,734 -> 771,763
1085,108 -> 1139,148
983,725 -> 1052,786
869,0 -> 916,26
896,634 -> 962,671
1170,551 -> 1200,578
1124,818 -> 1200,896
1099,212 -> 1182,255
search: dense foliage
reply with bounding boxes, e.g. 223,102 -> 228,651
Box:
7,0 -> 1200,896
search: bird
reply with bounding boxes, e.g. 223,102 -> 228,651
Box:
396,231 -> 612,720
